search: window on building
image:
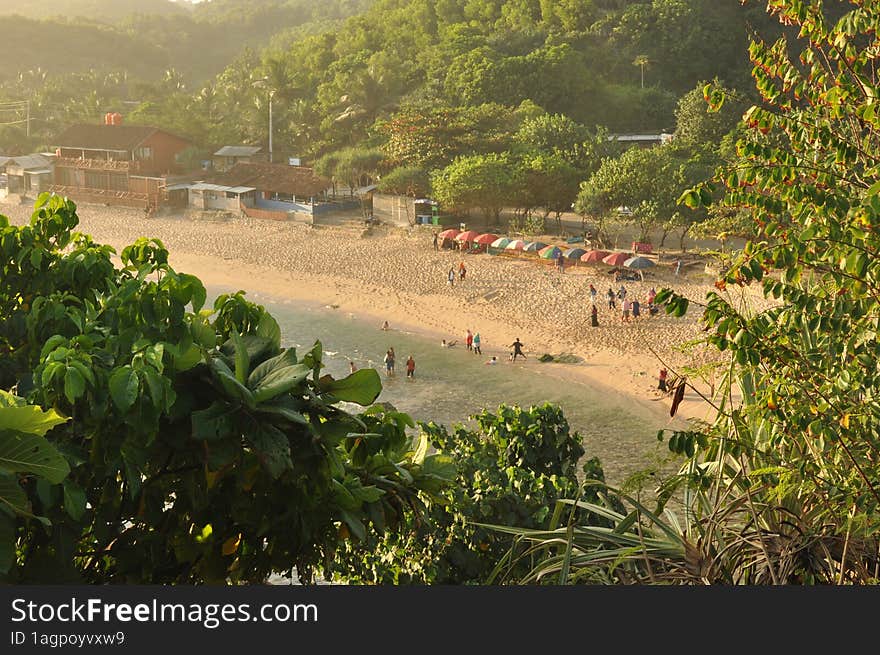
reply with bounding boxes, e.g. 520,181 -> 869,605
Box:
134,146 -> 153,160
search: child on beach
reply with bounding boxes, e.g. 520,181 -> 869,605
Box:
658,368 -> 668,392
622,299 -> 632,322
447,268 -> 455,286
607,287 -> 616,310
473,332 -> 481,354
441,339 -> 457,347
485,356 -> 498,365
589,284 -> 597,304
459,261 -> 467,280
466,329 -> 473,351
406,355 -> 416,379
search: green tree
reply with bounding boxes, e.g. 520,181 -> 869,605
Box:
377,166 -> 431,198
0,196 -> 452,583
431,152 -> 517,224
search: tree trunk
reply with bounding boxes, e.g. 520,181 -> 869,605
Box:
679,224 -> 692,251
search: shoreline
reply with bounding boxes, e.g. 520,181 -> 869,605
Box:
4,200 -> 732,425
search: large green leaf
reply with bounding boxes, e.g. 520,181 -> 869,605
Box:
320,368 -> 382,406
0,472 -> 29,514
192,401 -> 237,441
251,362 -> 311,403
0,431 -> 70,483
256,312 -> 282,350
63,367 -> 86,404
0,404 -> 68,437
230,331 -> 249,385
62,480 -> 87,522
247,348 -> 298,389
246,425 -> 292,478
108,366 -> 139,413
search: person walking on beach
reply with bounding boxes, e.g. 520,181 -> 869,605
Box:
473,332 -> 482,355
658,368 -> 669,393
509,338 -> 527,361
590,304 -> 599,327
617,285 -> 627,302
459,261 -> 467,281
632,298 -> 641,319
383,349 -> 394,377
647,287 -> 657,306
622,298 -> 632,322
432,231 -> 439,251
589,284 -> 597,304
466,329 -> 473,351
607,287 -> 616,310
447,268 -> 455,286
556,252 -> 565,273
406,355 -> 416,379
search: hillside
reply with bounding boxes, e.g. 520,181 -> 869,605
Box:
0,0 -> 372,83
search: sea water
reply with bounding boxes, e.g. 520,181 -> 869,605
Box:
209,286 -> 674,487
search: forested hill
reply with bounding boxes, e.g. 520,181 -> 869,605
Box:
1,0 -> 825,158
0,0 -> 373,83
0,0 -> 189,22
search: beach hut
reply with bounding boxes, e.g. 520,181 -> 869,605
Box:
506,239 -> 527,251
523,241 -> 547,252
539,245 -> 564,260
563,247 -> 587,260
602,252 -> 630,267
580,249 -> 611,264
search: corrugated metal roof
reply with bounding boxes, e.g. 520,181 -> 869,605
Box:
2,154 -> 52,170
209,162 -> 330,197
214,146 -> 262,157
189,182 -> 255,193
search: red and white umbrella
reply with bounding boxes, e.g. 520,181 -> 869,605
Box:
454,230 -> 481,243
438,228 -> 460,240
473,233 -> 499,245
506,239 -> 528,251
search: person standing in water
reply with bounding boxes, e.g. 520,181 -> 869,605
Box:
383,349 -> 394,377
509,338 -> 527,361
406,355 -> 416,379
473,332 -> 482,354
349,361 -> 357,373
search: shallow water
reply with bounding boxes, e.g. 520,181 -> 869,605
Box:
209,286 -> 671,486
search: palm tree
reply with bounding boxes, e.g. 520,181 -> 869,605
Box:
633,55 -> 650,88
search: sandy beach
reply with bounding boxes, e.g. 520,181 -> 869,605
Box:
2,200 -> 766,425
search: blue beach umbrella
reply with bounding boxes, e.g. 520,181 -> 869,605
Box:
563,247 -> 587,260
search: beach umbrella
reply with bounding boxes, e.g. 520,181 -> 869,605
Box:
602,252 -> 630,267
438,228 -> 460,240
454,230 -> 481,243
474,233 -> 500,245
523,241 -> 547,252
580,249 -> 611,263
623,256 -> 656,270
490,237 -> 511,248
539,245 -> 564,260
505,239 -> 527,251
563,247 -> 587,260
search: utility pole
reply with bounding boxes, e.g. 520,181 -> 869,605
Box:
268,92 -> 273,164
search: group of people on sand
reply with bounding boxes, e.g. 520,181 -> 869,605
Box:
443,330 -> 527,363
585,284 -> 660,326
446,261 -> 467,286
